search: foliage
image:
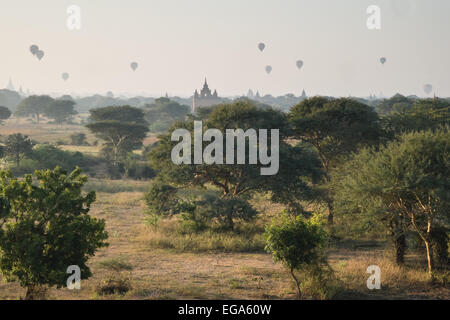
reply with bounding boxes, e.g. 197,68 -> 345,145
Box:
382,97 -> 450,137
0,167 -> 108,299
375,94 -> 415,115
4,133 -> 35,166
14,95 -> 54,123
148,101 -> 321,214
45,100 -> 77,125
334,129 -> 449,274
264,212 -> 329,298
70,132 -> 88,146
0,106 -> 12,124
288,97 -> 383,224
146,101 -> 322,232
144,97 -> 190,132
86,106 -> 149,165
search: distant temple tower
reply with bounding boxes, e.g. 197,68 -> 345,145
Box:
301,89 -> 307,99
192,78 -> 223,113
6,77 -> 15,91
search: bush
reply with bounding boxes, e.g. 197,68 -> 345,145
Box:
146,182 -> 258,232
265,212 -> 329,299
70,133 -> 88,146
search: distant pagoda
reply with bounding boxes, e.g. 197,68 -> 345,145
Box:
192,78 -> 223,113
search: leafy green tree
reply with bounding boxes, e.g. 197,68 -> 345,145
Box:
15,95 -> 54,124
0,167 -> 108,299
86,106 -> 149,165
264,213 -> 328,298
147,101 -> 322,230
4,133 -> 35,166
45,100 -> 77,125
0,106 -> 12,125
288,97 -> 383,225
335,130 -> 449,274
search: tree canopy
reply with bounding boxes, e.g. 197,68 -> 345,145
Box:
86,106 -> 149,165
45,100 -> 77,125
334,129 -> 449,274
0,106 -> 12,124
288,97 -> 383,224
146,101 -> 322,229
15,95 -> 54,123
4,133 -> 35,166
144,97 -> 190,132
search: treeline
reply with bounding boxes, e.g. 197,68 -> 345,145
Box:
0,93 -> 448,299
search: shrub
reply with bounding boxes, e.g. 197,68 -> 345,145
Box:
264,212 -> 329,299
70,132 -> 88,146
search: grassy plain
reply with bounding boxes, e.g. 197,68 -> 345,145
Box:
0,120 -> 448,300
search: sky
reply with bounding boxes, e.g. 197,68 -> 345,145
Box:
0,0 -> 449,98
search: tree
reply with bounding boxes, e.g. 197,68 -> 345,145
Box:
0,167 -> 108,299
375,93 -> 415,115
264,213 -> 328,298
147,101 -> 322,230
288,97 -> 383,225
382,97 -> 450,138
45,100 -> 77,125
15,95 -> 54,124
0,106 -> 12,125
4,133 -> 35,166
335,130 -> 449,274
144,97 -> 190,132
86,106 -> 149,165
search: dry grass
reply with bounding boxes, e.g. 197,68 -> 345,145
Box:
329,249 -> 449,299
0,182 -> 447,300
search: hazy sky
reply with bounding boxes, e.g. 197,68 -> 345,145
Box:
1,0 -> 449,97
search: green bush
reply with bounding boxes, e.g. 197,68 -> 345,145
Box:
265,213 -> 329,299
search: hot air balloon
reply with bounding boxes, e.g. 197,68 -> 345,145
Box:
258,43 -> 265,52
423,84 -> 433,95
62,73 -> 69,81
296,60 -> 304,70
265,65 -> 272,74
30,45 -> 39,56
130,62 -> 138,71
36,50 -> 45,61
380,57 -> 386,65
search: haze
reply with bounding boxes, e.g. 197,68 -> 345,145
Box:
0,0 -> 449,97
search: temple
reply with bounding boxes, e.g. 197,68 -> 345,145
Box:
6,77 -> 15,91
192,78 -> 223,113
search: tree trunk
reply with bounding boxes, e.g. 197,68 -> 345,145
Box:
424,240 -> 433,275
24,285 -> 46,300
290,269 -> 301,299
394,234 -> 406,265
327,200 -> 334,226
226,212 -> 234,231
113,145 -> 118,167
